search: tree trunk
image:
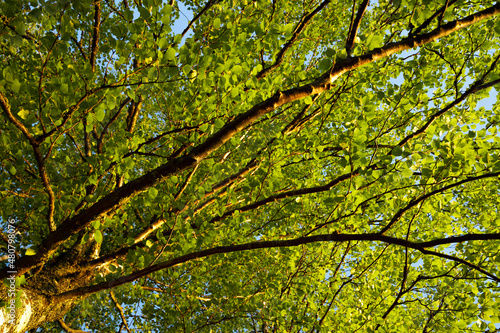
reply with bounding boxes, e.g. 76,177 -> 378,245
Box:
0,247 -> 96,332
0,286 -> 78,333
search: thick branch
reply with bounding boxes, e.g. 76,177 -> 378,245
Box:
56,232 -> 500,300
192,2 -> 500,162
7,2 -> 499,280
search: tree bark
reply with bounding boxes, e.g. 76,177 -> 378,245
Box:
0,247 -> 96,332
0,286 -> 78,333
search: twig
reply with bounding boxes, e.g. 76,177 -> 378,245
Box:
58,319 -> 88,333
109,290 -> 132,333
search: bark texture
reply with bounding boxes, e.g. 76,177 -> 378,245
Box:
0,245 -> 97,332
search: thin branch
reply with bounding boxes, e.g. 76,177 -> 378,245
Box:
180,0 -> 218,39
437,0 -> 451,27
200,158 -> 258,201
105,0 -> 128,21
0,93 -> 56,232
398,52 -> 500,147
379,171 -> 500,235
97,97 -> 131,153
207,169 -> 359,225
126,59 -> 144,133
173,164 -> 199,201
413,0 -> 458,35
70,36 -> 88,60
90,0 -> 102,72
345,0 -> 369,56
126,96 -> 143,133
0,93 -> 39,148
0,17 -> 36,41
283,95 -> 321,134
256,0 -> 331,79
58,319 -> 89,333
133,124 -> 199,151
109,290 -> 132,333
375,248 -> 410,330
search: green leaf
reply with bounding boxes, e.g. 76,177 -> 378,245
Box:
325,47 -> 336,58
161,6 -> 172,24
17,109 -> 29,120
165,47 -> 176,61
495,19 -> 500,36
96,108 -> 105,122
318,59 -> 332,72
127,89 -> 136,101
337,49 -> 348,59
124,158 -> 135,170
7,162 -> 16,175
15,20 -> 26,35
138,6 -> 150,19
283,23 -> 294,34
232,65 -> 242,75
3,66 -> 13,81
214,118 -> 225,129
15,275 -> 25,287
353,128 -> 367,145
214,17 -> 221,28
15,292 -> 22,309
94,230 -> 103,244
148,187 -> 158,199
11,79 -> 20,93
200,123 -> 209,132
391,146 -> 403,156
158,38 -> 168,49
366,34 -> 384,49
60,83 -> 68,94
80,233 -> 89,244
401,167 -> 413,178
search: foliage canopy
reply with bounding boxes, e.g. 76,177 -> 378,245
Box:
1,0 -> 500,332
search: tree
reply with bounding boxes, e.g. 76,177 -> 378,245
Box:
1,0 -> 500,331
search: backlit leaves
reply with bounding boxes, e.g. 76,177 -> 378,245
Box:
1,0 -> 500,332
